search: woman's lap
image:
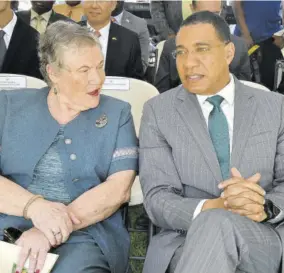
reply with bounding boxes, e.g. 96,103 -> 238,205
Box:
51,241 -> 110,273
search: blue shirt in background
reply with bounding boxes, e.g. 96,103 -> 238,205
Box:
234,0 -> 282,43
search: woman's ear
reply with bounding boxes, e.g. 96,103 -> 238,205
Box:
46,64 -> 59,85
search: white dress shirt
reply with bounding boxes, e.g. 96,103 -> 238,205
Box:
113,11 -> 124,25
31,10 -> 52,34
87,21 -> 110,68
193,74 -> 235,219
0,12 -> 17,48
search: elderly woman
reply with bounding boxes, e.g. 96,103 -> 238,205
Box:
0,21 -> 138,273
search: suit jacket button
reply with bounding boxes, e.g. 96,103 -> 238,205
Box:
72,178 -> 79,182
70,154 -> 77,160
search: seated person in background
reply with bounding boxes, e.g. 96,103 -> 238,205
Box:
150,0 -> 192,43
80,0 -> 144,80
53,0 -> 84,22
155,0 -> 251,93
111,0 -> 150,73
0,0 -> 41,79
233,0 -> 284,91
17,0 -> 73,34
0,21 -> 137,273
140,11 -> 284,273
10,0 -> 18,12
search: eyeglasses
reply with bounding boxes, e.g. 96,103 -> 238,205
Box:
172,41 -> 230,60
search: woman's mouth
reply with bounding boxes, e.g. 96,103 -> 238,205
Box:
88,89 -> 100,97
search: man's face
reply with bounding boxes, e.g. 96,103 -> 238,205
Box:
0,1 -> 10,13
192,0 -> 222,15
32,1 -> 55,15
175,23 -> 234,95
83,0 -> 117,26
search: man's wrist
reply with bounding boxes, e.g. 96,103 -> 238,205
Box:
202,198 -> 225,212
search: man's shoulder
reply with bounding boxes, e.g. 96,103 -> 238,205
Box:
145,85 -> 182,110
238,81 -> 284,107
15,16 -> 39,37
51,11 -> 74,22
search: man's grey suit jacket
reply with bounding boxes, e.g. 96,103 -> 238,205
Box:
139,79 -> 284,273
155,35 -> 251,93
121,10 -> 150,72
150,1 -> 182,41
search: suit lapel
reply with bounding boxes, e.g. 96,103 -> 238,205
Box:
230,79 -> 256,170
47,11 -> 56,26
176,87 -> 223,182
121,11 -> 131,26
105,22 -> 119,75
2,20 -> 24,71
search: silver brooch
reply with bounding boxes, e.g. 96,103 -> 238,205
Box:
96,114 -> 108,128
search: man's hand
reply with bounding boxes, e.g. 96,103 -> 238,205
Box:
273,35 -> 284,49
218,168 -> 267,222
202,198 -> 226,211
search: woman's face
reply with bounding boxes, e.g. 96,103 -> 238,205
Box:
51,44 -> 105,111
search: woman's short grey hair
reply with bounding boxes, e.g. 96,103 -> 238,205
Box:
38,21 -> 101,86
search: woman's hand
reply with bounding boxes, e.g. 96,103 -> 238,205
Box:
15,228 -> 51,273
27,199 -> 81,246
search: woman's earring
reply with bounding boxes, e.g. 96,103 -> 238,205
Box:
54,87 -> 58,95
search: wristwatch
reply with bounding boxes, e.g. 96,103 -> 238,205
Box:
263,199 -> 281,222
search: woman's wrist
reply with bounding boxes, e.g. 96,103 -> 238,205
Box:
23,195 -> 44,220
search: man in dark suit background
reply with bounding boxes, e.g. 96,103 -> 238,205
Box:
80,0 -> 143,80
155,0 -> 251,93
0,0 -> 41,79
17,1 -> 72,34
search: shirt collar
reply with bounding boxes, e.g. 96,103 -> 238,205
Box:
113,11 -> 124,25
87,21 -> 111,39
31,9 -> 52,22
197,74 -> 235,106
0,12 -> 17,37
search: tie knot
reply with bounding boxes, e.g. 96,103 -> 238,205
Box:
94,30 -> 101,38
0,30 -> 5,39
207,95 -> 224,108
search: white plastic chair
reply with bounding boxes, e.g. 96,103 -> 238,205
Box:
0,74 -> 47,90
101,77 -> 159,206
156,40 -> 166,73
240,80 -> 270,92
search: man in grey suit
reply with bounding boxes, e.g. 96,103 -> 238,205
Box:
112,0 -> 150,72
155,0 -> 251,93
150,1 -> 183,42
140,11 -> 284,273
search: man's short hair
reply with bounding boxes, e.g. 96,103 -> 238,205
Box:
180,11 -> 231,43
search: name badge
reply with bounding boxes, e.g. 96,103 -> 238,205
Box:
0,76 -> 27,90
102,77 -> 130,91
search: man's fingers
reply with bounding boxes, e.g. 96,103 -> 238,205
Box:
228,203 -> 264,214
226,193 -> 265,207
222,183 -> 266,197
247,173 -> 261,183
231,167 -> 242,178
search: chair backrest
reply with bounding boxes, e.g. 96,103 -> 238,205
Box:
156,40 -> 166,73
240,80 -> 270,92
102,77 -> 159,206
0,74 -> 47,90
101,77 -> 159,135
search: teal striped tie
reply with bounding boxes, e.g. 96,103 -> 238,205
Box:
207,95 -> 230,180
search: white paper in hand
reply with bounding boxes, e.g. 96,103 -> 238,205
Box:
0,241 -> 59,273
